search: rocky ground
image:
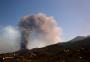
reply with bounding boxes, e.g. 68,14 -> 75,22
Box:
0,47 -> 90,62
0,36 -> 90,62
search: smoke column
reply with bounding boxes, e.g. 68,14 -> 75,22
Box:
19,13 -> 62,49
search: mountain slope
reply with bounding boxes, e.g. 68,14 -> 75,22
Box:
63,36 -> 90,48
0,36 -> 90,62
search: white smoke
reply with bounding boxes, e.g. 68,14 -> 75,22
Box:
0,26 -> 20,53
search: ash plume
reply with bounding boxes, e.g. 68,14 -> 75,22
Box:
19,13 -> 62,49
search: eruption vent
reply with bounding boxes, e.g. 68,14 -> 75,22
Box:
19,13 -> 62,49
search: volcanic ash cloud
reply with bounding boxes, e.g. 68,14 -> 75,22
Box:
19,13 -> 62,49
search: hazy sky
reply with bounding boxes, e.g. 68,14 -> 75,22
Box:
0,0 -> 90,41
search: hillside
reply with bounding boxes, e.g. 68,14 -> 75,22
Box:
0,36 -> 90,62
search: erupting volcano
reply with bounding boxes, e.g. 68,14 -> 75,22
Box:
19,13 -> 61,49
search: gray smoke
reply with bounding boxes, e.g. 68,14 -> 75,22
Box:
19,13 -> 62,49
0,13 -> 62,53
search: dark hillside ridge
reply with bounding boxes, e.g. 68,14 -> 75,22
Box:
63,36 -> 90,48
0,36 -> 90,62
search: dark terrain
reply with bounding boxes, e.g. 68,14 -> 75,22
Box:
0,36 -> 90,62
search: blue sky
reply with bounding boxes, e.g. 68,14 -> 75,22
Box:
0,0 -> 90,41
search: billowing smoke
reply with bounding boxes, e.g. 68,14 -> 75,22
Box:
0,26 -> 20,53
0,13 -> 62,53
19,13 -> 62,49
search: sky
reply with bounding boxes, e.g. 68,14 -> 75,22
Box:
0,0 -> 90,41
